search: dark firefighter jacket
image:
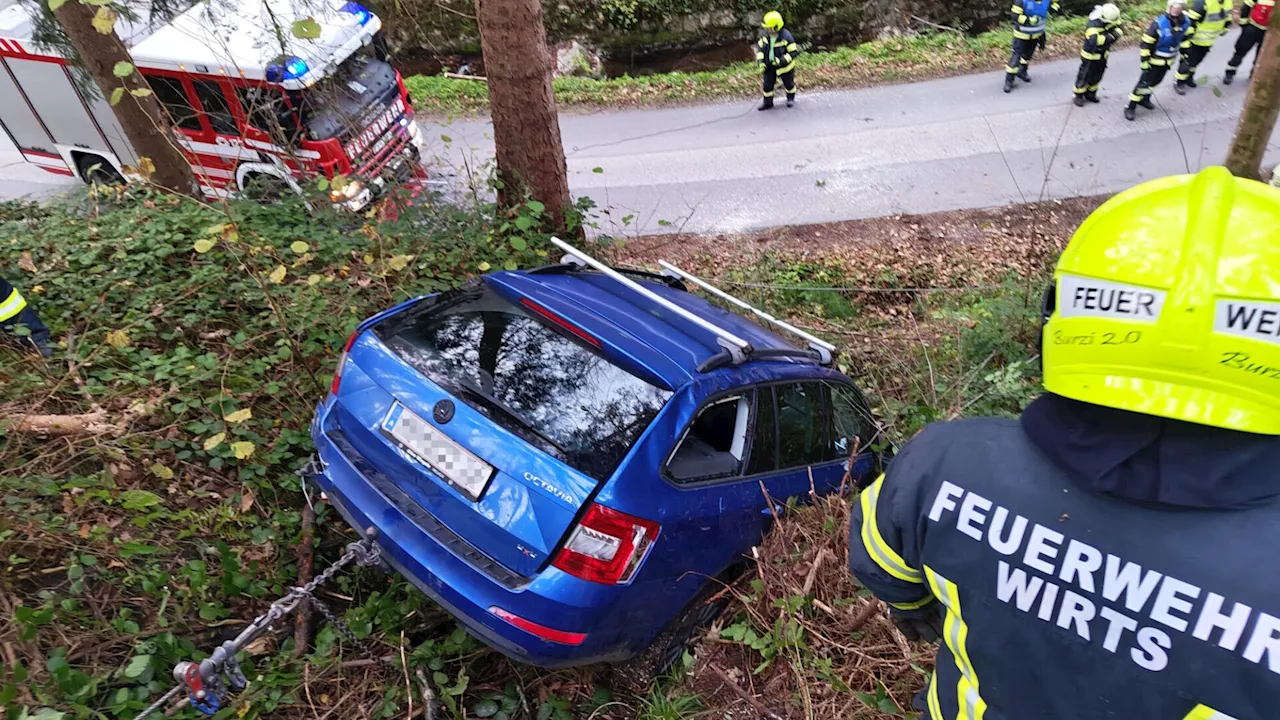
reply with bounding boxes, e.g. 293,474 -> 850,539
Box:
756,29 -> 798,74
1081,16 -> 1123,60
848,393 -> 1280,720
1011,0 -> 1061,39
1140,12 -> 1192,65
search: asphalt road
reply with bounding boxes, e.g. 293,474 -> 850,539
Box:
5,30 -> 1280,233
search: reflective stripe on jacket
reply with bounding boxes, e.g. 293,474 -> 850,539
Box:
1243,0 -> 1274,29
847,417 -> 1280,719
1080,18 -> 1121,60
1140,13 -> 1189,63
0,283 -> 27,323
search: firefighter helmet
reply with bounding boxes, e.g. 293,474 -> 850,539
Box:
762,10 -> 784,30
1041,166 -> 1280,435
1167,0 -> 1186,10
1100,2 -> 1121,23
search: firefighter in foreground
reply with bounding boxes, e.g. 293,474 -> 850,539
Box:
1175,0 -> 1233,92
1224,0 -> 1273,84
1125,0 -> 1189,120
757,11 -> 798,110
1005,0 -> 1062,93
1073,3 -> 1123,105
1,277 -> 51,356
847,165 -> 1280,719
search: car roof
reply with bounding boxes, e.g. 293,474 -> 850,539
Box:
486,267 -> 817,390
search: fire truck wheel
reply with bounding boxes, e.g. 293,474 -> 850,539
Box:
75,155 -> 124,186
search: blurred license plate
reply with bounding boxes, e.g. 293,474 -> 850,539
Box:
381,402 -> 495,501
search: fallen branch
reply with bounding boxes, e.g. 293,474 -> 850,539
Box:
294,502 -> 316,658
3,399 -> 157,437
443,72 -> 486,82
849,597 -> 883,631
910,14 -> 964,34
800,548 -> 832,596
708,663 -> 784,720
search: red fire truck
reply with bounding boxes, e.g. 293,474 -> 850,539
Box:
0,0 -> 424,208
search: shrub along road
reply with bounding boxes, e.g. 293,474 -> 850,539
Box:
4,33 -> 1278,234
424,31 -> 1279,236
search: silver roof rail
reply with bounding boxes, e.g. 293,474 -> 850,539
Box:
658,260 -> 837,365
549,237 -> 751,364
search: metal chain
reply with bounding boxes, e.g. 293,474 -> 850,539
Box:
131,529 -> 383,720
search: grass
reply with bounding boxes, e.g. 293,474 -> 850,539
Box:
405,0 -> 1166,115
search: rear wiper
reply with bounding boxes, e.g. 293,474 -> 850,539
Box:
450,377 -> 571,459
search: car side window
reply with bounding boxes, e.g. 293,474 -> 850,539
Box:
666,393 -> 751,483
746,387 -> 777,475
777,382 -> 826,469
826,382 -> 869,461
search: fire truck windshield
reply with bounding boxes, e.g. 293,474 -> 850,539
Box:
293,43 -> 399,142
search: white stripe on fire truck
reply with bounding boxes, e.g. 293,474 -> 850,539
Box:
243,138 -> 321,160
198,184 -> 234,199
177,139 -> 262,161
191,166 -> 236,180
23,153 -> 69,169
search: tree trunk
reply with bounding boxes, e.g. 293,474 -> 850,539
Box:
473,0 -> 572,231
52,0 -> 197,195
1224,25 -> 1280,180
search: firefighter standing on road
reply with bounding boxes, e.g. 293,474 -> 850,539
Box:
1,277 -> 51,357
847,165 -> 1280,719
757,11 -> 798,110
1224,0 -> 1273,84
1124,0 -> 1190,120
1005,0 -> 1062,93
1073,3 -> 1123,105
1175,0 -> 1233,93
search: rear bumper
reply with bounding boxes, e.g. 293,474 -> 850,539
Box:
306,401 -> 643,668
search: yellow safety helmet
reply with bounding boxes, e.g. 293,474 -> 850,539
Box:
1041,166 -> 1280,435
762,10 -> 784,30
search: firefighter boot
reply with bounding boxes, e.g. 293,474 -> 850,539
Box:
1073,94 -> 1086,106
1084,90 -> 1101,103
1184,77 -> 1198,88
1140,96 -> 1156,109
758,97 -> 774,111
1223,68 -> 1235,85
1018,66 -> 1032,83
786,93 -> 795,108
1175,81 -> 1187,95
1004,74 -> 1016,93
1124,102 -> 1137,121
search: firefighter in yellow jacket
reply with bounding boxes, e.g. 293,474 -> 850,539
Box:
1,277 -> 51,356
757,11 -> 798,110
1175,0 -> 1233,92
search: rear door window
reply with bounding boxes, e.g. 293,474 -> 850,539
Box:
145,75 -> 203,132
826,382 -> 870,460
191,80 -> 237,135
776,382 -> 827,469
745,386 -> 778,475
374,284 -> 671,480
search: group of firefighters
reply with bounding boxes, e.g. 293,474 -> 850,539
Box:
755,0 -> 1272,119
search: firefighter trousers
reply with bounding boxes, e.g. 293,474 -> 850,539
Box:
1074,57 -> 1108,95
762,67 -> 796,102
1007,36 -> 1040,74
1177,43 -> 1212,82
1227,24 -> 1266,72
1129,62 -> 1171,104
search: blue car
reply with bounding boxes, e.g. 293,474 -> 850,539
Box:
304,240 -> 886,675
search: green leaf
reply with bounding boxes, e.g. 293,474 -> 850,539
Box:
47,0 -> 68,10
112,61 -> 133,77
316,177 -> 329,191
25,709 -> 67,720
509,236 -> 528,251
230,441 -> 255,460
440,134 -> 452,143
67,565 -> 83,580
592,167 -> 604,173
387,254 -> 412,271
129,88 -> 153,98
514,216 -> 532,231
473,699 -> 500,718
120,489 -> 161,511
526,200 -> 545,214
122,655 -> 151,679
290,241 -> 309,254
193,238 -> 215,254
109,87 -> 124,106
79,554 -> 96,566
291,17 -> 321,39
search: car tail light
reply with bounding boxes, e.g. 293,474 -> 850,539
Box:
552,503 -> 659,584
489,607 -> 586,645
520,298 -> 601,348
330,330 -> 359,396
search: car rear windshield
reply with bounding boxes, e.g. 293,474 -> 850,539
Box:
373,283 -> 672,480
